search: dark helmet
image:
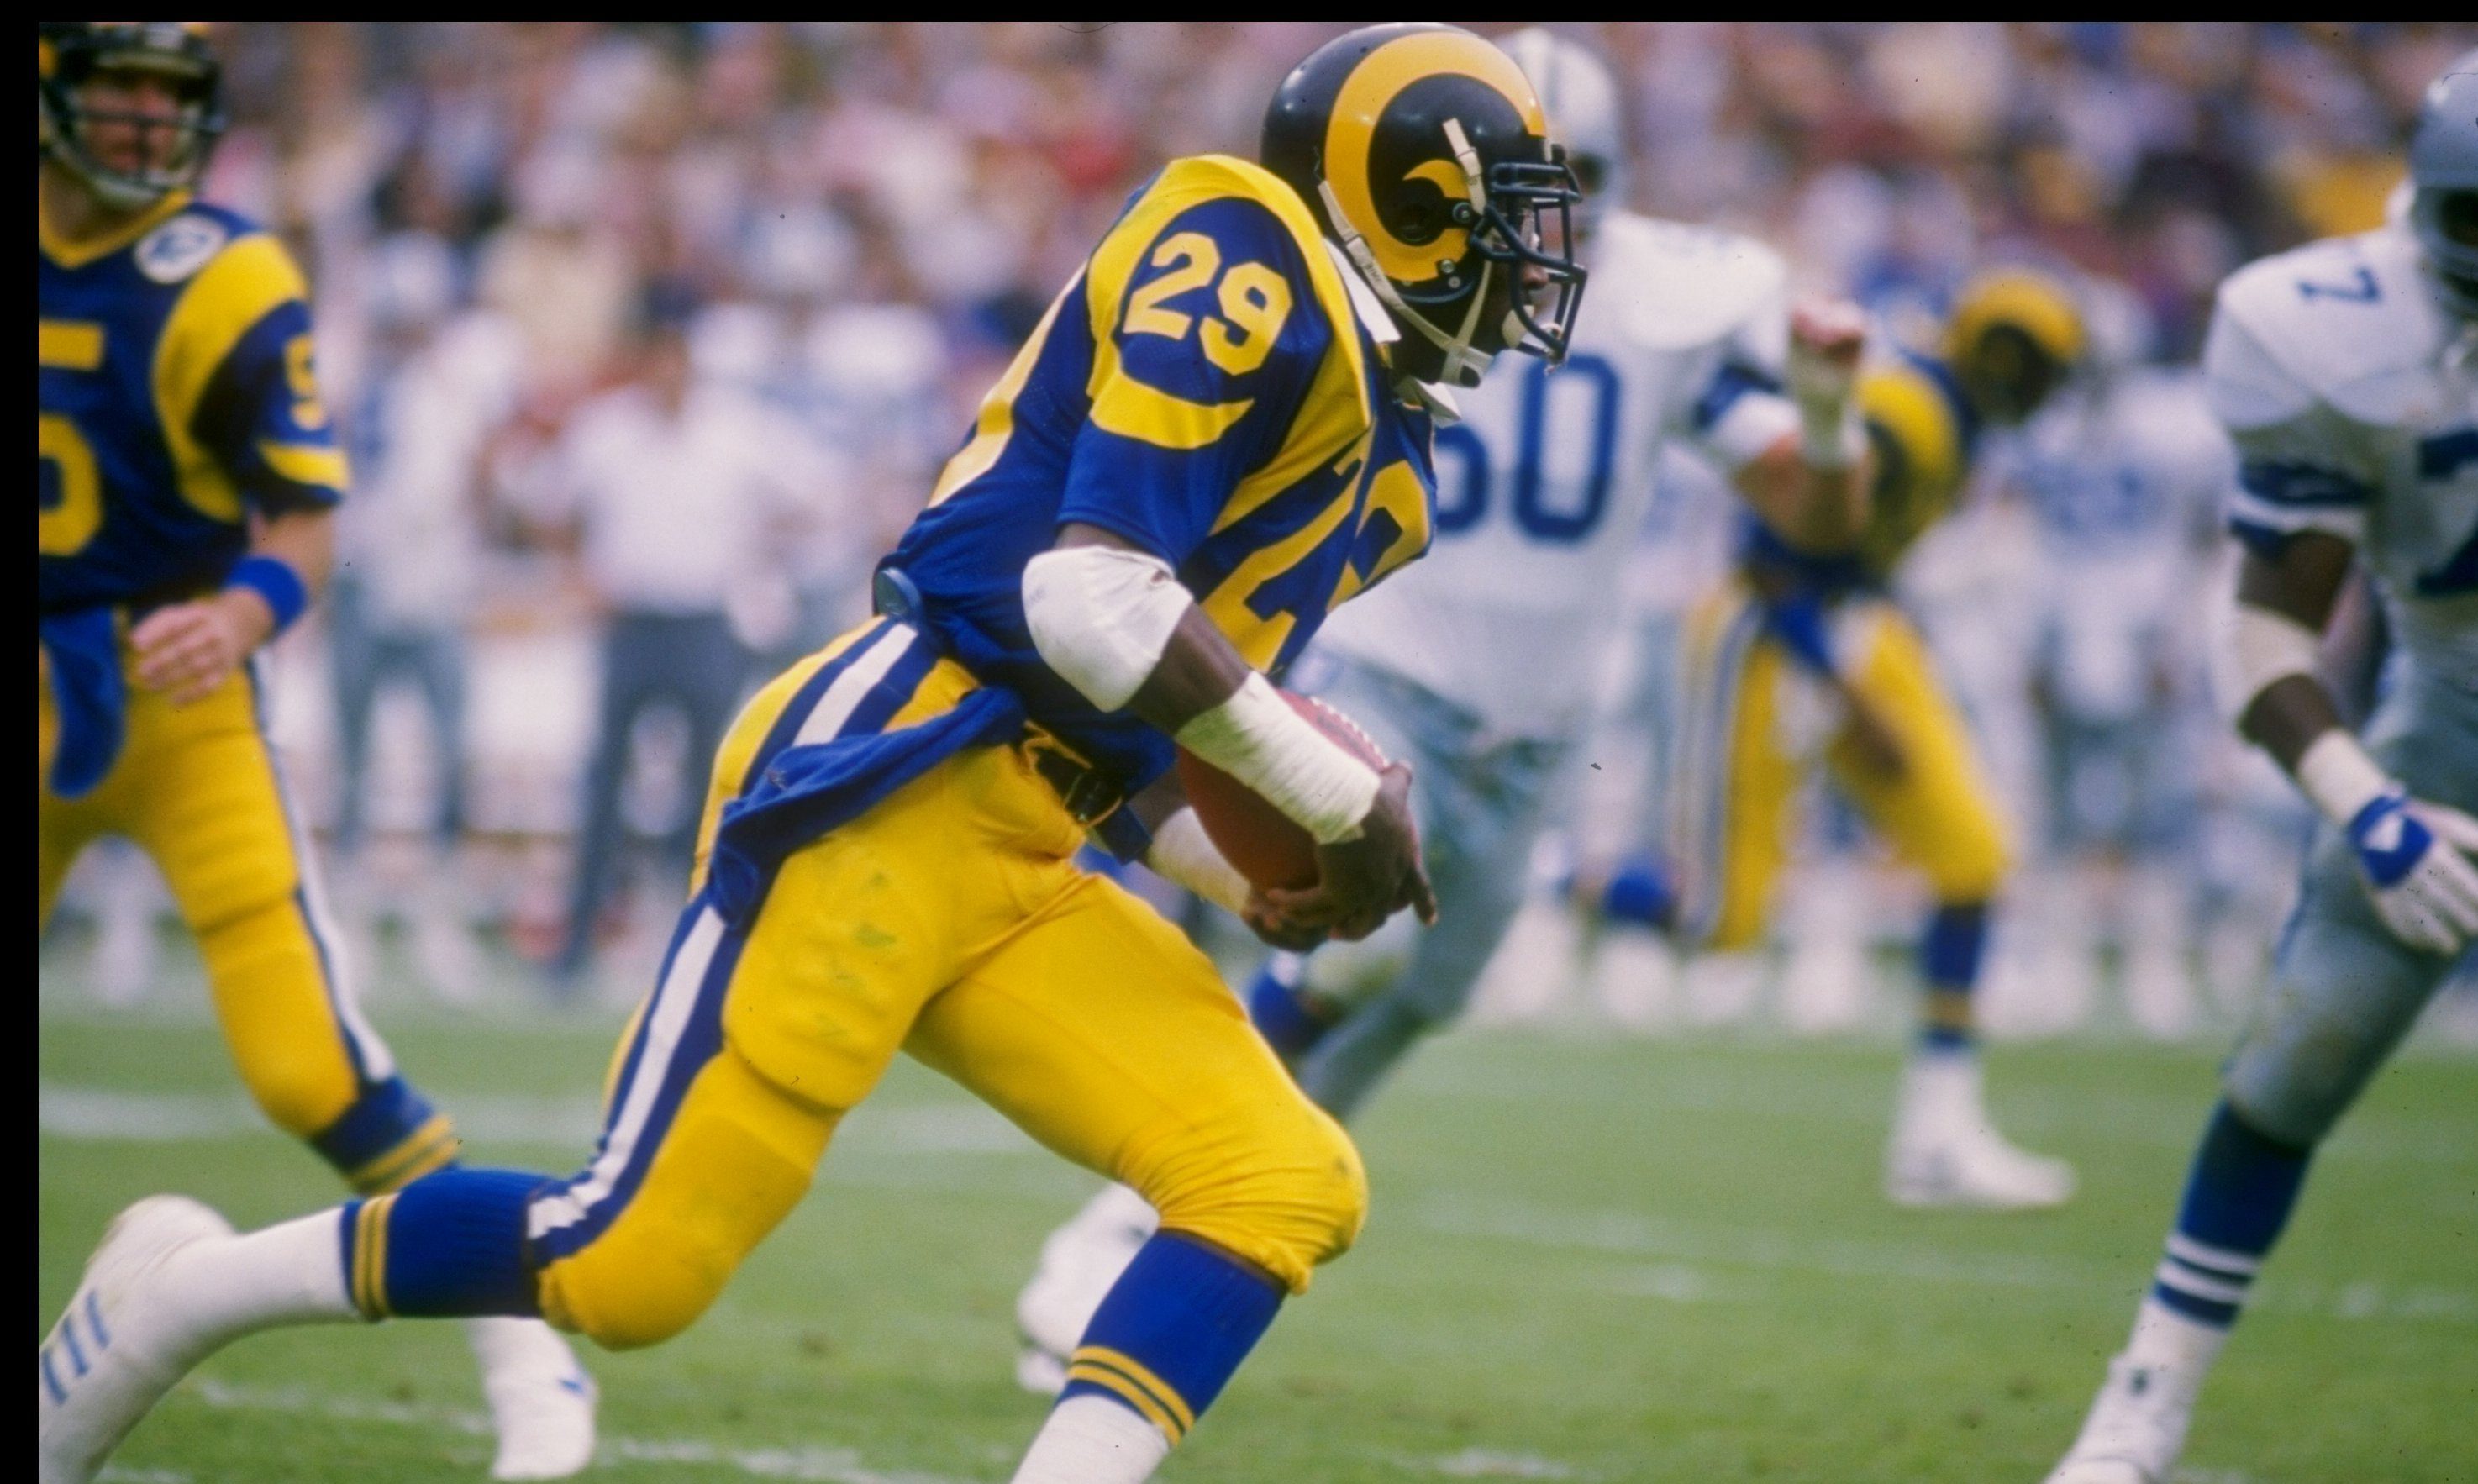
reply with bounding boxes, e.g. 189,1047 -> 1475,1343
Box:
39,21 -> 226,212
2408,49 -> 2478,320
1262,23 -> 1586,388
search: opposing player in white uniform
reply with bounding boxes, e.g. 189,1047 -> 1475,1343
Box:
1012,29 -> 1875,1389
2046,54 -> 2478,1484
2012,298 -> 2233,1039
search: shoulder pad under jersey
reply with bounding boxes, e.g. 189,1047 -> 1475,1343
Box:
1591,212 -> 1789,352
2212,227 -> 2452,427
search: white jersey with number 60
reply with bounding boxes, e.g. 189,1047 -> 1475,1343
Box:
2205,224 -> 2478,681
1313,210 -> 1800,737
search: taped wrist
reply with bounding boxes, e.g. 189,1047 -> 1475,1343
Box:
1023,544 -> 1193,712
2296,729 -> 2396,830
1174,672 -> 1381,845
1144,807 -> 1253,916
1797,402 -> 1865,471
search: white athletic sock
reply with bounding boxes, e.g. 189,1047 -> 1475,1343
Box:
1010,1393 -> 1172,1484
2124,1297 -> 2229,1378
166,1211 -> 360,1350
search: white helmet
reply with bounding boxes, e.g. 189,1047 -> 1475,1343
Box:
1498,27 -> 1627,224
2408,48 -> 2478,320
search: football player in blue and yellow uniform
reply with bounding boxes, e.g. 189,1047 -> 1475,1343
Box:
1655,270 -> 2088,1208
39,24 -> 1585,1484
35,23 -> 594,1479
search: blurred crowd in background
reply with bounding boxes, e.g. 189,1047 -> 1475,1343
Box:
50,22 -> 2478,1038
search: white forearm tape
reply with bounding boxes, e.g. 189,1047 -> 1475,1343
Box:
1173,671 -> 1381,845
1144,806 -> 1254,917
1797,401 -> 1865,472
1023,545 -> 1193,712
2296,729 -> 2394,828
2212,599 -> 2324,727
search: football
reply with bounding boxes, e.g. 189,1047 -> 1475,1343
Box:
1176,691 -> 1391,892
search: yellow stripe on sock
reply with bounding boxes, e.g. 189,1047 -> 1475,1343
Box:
350,1116 -> 461,1194
1923,988 -> 1976,1035
352,1195 -> 397,1319
1064,1360 -> 1183,1442
1069,1345 -> 1196,1439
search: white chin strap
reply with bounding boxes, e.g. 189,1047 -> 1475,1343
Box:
1318,143 -> 1499,389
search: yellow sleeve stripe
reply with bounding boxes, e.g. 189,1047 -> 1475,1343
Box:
350,1193 -> 398,1320
1087,375 -> 1255,450
1066,1345 -> 1197,1440
37,320 -> 104,371
255,440 -> 350,493
153,233 -> 313,524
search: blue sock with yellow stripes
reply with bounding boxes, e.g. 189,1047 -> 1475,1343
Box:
1918,902 -> 1987,1053
341,1167 -> 547,1319
309,1076 -> 462,1194
1056,1231 -> 1282,1447
2149,1101 -> 2312,1329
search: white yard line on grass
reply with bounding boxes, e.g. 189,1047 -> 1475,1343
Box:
182,1380 -> 969,1484
1417,1194 -> 2478,1328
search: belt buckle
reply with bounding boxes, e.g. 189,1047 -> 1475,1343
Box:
1027,738 -> 1121,827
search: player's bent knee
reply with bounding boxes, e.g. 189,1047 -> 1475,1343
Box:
539,1223 -> 741,1350
1152,1111 -> 1368,1294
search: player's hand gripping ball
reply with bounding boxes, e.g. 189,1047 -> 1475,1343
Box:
1176,691 -> 1391,892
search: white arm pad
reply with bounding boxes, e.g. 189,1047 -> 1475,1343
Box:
1174,671 -> 1382,845
1144,806 -> 1254,917
2212,598 -> 2324,727
1023,544 -> 1194,712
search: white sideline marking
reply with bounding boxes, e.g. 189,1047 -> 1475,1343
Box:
183,1380 -> 966,1484
98,1470 -> 191,1483
1420,1195 -> 2478,1327
1423,1448 -> 1581,1478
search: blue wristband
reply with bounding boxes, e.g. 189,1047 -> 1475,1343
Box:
226,555 -> 309,635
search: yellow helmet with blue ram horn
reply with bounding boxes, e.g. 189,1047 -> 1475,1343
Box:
1261,23 -> 1586,389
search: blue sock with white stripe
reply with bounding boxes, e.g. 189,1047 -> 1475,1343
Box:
1055,1232 -> 1283,1448
2149,1100 -> 2313,1329
1246,955 -> 1333,1062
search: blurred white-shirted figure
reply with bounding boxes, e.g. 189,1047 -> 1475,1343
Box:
543,295 -> 828,988
2012,285 -> 2233,1039
329,232 -> 524,1000
1012,27 -> 1876,1393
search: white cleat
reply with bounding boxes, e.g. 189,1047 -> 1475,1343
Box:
2042,1352 -> 2202,1484
39,1196 -> 234,1484
1886,1053 -> 2076,1210
1013,1184 -> 1155,1395
468,1317 -> 598,1480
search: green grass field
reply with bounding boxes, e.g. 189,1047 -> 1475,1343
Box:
38,956 -> 2478,1484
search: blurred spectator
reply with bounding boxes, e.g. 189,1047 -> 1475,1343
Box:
526,292 -> 825,987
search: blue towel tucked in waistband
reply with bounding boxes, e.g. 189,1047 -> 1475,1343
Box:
705,686 -> 1029,924
39,607 -> 127,799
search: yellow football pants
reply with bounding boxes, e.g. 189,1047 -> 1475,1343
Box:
1670,586 -> 2012,950
39,650 -> 455,1191
532,625 -> 1366,1351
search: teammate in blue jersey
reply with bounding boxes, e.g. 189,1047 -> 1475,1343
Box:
39,24 -> 1585,1484
35,24 -> 594,1480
